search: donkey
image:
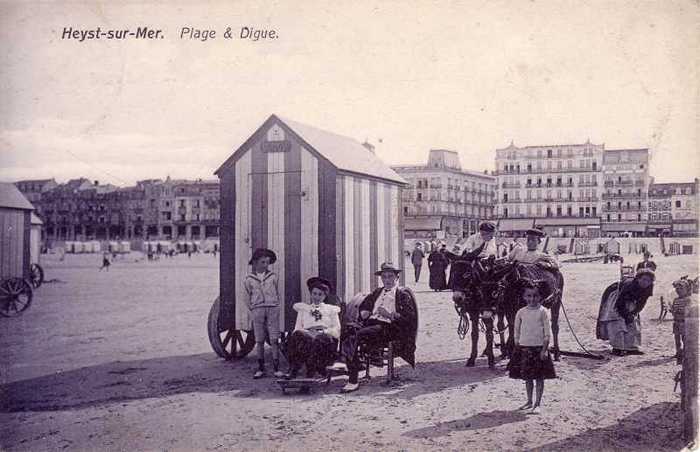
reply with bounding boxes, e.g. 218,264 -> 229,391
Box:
476,258 -> 565,361
450,252 -> 508,368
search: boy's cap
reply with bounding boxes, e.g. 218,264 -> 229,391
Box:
249,248 -> 277,265
673,278 -> 691,290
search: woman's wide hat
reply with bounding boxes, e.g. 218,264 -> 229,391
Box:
306,276 -> 333,293
374,262 -> 402,276
249,248 -> 277,265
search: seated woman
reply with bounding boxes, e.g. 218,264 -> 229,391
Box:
286,277 -> 341,379
596,268 -> 655,356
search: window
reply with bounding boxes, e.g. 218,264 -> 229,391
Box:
547,149 -> 552,158
676,200 -> 681,208
417,193 -> 422,201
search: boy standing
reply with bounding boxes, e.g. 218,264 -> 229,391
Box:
244,248 -> 284,379
671,279 -> 693,364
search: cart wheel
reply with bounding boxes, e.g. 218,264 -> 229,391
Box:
0,278 -> 34,317
207,297 -> 255,360
30,264 -> 44,289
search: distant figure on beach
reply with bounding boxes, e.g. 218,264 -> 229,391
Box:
427,245 -> 449,291
99,252 -> 111,271
410,242 -> 425,283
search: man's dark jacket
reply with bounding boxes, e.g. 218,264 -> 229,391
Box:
358,286 -> 418,367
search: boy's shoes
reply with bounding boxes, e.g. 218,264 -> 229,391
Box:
341,382 -> 360,393
273,370 -> 285,378
253,369 -> 265,379
626,350 -> 644,355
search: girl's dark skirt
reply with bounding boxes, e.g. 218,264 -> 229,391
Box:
508,345 -> 556,380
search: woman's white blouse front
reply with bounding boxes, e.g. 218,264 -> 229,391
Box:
292,302 -> 341,339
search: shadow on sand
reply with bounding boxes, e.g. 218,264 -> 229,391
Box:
403,409 -> 529,438
0,353 -> 296,412
523,402 -> 684,452
0,353 -> 504,412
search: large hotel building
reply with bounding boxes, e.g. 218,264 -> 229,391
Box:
392,149 -> 496,240
494,142 -> 650,237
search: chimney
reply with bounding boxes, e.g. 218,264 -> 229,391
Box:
362,141 -> 375,154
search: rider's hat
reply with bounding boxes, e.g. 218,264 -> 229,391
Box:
375,262 -> 402,276
525,228 -> 546,238
479,221 -> 496,232
249,248 -> 277,265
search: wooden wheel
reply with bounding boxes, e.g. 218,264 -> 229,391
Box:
0,278 -> 34,317
30,264 -> 44,289
207,297 -> 255,360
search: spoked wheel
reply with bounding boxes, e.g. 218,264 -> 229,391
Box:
0,278 -> 34,317
207,297 -> 255,360
30,264 -> 44,289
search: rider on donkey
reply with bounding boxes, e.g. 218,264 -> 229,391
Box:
454,221 -> 500,368
507,228 -> 559,270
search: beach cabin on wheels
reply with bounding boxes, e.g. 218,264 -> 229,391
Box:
208,114 -> 407,359
0,183 -> 37,316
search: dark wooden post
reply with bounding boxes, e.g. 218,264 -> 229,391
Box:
683,300 -> 699,443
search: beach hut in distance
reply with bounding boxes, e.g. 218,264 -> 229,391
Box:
209,114 -> 407,358
0,183 -> 36,316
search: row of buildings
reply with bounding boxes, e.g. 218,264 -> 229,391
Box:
13,142 -> 698,245
392,144 -> 698,239
15,177 -> 220,242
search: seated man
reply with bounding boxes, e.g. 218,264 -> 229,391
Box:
336,262 -> 417,393
507,228 -> 559,270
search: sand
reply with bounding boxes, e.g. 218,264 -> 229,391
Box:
0,251 -> 696,451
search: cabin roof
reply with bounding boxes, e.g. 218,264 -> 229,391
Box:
216,115 -> 407,185
0,182 -> 34,211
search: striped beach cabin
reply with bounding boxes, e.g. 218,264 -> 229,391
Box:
215,115 -> 407,334
0,183 -> 34,281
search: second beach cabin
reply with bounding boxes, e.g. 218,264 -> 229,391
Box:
215,115 -> 407,334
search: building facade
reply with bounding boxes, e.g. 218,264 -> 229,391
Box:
14,179 -> 58,203
392,149 -> 496,240
648,179 -> 699,236
494,141 -> 604,237
601,148 -> 650,236
16,177 -> 220,243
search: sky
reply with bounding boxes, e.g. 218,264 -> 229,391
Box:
0,0 -> 698,186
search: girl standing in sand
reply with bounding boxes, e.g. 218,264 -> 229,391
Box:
508,279 -> 556,415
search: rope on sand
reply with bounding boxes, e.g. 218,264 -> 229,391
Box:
559,295 -> 606,360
